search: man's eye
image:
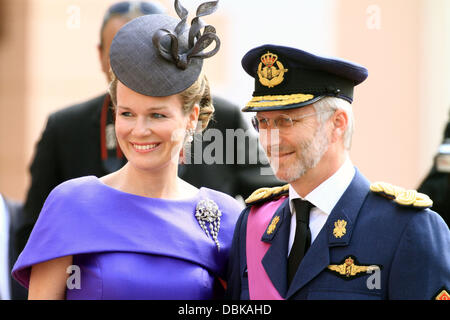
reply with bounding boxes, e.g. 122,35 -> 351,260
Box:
259,118 -> 269,125
279,117 -> 292,126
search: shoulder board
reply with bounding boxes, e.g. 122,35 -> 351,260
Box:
245,184 -> 289,206
369,181 -> 433,209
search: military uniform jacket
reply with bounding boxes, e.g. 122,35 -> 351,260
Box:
226,168 -> 450,300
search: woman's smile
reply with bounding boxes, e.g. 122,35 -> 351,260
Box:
130,142 -> 161,153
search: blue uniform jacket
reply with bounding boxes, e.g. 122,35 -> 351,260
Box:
226,168 -> 450,300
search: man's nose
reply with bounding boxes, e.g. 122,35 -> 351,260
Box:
259,128 -> 281,148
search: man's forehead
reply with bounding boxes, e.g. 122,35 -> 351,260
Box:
256,105 -> 315,117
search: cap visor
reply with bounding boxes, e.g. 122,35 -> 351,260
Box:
242,94 -> 324,112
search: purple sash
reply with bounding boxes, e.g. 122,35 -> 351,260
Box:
246,197 -> 286,300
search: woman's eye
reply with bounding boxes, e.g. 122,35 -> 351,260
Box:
151,113 -> 166,119
120,112 -> 133,117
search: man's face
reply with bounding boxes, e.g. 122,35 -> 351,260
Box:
98,16 -> 129,83
257,105 -> 331,183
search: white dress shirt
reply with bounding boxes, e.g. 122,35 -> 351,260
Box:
0,194 -> 11,300
288,157 -> 355,256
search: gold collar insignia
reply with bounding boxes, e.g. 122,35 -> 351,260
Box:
257,52 -> 288,88
267,216 -> 280,235
333,219 -> 347,238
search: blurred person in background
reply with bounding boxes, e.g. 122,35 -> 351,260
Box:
418,112 -> 450,226
0,194 -> 27,300
19,0 -> 279,271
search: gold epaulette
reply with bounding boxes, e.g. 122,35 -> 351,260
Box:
370,182 -> 433,209
245,184 -> 290,205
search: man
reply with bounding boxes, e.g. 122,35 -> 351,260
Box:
226,44 -> 450,300
20,2 -> 278,261
0,194 -> 27,300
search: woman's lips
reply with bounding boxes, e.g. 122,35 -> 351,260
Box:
131,142 -> 161,153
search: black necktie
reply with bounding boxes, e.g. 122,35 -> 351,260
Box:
287,199 -> 313,286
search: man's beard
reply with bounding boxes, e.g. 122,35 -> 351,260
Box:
269,124 -> 330,183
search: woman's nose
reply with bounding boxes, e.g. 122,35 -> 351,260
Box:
132,117 -> 152,136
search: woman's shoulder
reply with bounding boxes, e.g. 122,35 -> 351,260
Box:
45,176 -> 101,206
200,187 -> 245,214
53,175 -> 97,190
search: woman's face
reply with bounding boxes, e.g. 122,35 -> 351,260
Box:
115,81 -> 197,172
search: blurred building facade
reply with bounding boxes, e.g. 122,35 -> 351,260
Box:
1,0 -> 449,201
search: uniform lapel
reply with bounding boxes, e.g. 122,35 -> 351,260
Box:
285,168 -> 371,299
260,198 -> 291,298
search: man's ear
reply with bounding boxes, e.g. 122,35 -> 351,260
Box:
331,109 -> 348,143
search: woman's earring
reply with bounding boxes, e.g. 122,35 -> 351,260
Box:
187,128 -> 195,143
180,128 -> 195,165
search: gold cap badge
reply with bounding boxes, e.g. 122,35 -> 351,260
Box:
257,52 -> 288,88
333,219 -> 347,238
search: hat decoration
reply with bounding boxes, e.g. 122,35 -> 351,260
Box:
153,0 -> 220,70
110,0 -> 220,97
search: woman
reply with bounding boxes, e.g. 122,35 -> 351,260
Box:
12,0 -> 243,299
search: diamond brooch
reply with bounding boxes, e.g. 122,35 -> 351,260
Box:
195,199 -> 222,251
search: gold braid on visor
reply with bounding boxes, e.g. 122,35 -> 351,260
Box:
246,93 -> 315,108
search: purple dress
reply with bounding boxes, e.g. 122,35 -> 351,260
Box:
12,176 -> 243,299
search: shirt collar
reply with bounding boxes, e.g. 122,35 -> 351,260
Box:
289,156 -> 355,215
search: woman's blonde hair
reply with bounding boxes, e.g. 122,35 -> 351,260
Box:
108,70 -> 214,132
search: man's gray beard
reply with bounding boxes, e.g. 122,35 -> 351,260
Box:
272,124 -> 330,183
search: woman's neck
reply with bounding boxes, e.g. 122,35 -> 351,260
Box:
114,162 -> 181,199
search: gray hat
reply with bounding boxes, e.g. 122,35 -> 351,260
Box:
109,0 -> 220,97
